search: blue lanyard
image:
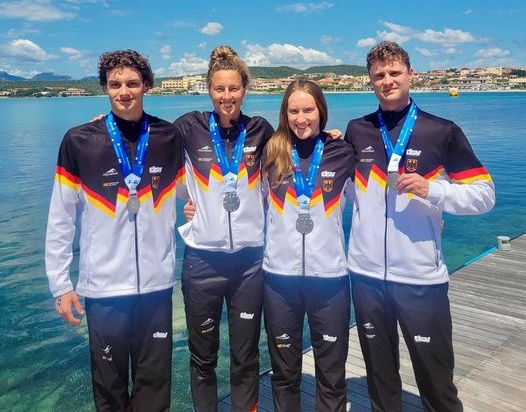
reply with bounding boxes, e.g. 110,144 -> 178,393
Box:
291,135 -> 324,214
208,112 -> 246,192
105,112 -> 150,194
377,101 -> 418,172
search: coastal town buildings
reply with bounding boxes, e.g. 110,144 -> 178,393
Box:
155,66 -> 525,95
1,66 -> 525,97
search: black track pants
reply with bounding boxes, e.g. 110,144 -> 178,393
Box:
264,273 -> 350,412
351,274 -> 463,412
182,246 -> 264,412
85,288 -> 173,412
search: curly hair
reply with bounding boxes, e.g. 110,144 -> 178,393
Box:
366,41 -> 411,72
98,49 -> 154,88
206,45 -> 250,90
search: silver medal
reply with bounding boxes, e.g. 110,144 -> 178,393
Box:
387,172 -> 400,189
223,192 -> 240,212
296,214 -> 314,234
127,194 -> 141,214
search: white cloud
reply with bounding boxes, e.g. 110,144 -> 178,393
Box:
415,47 -> 433,57
356,38 -> 377,48
243,42 -> 341,68
0,1 -> 75,22
372,21 -> 475,47
377,31 -> 410,44
200,22 -> 223,36
319,35 -> 341,46
171,19 -> 193,28
474,47 -> 510,59
0,39 -> 56,62
277,2 -> 334,13
160,45 -> 171,60
157,53 -> 209,77
442,47 -> 458,55
0,65 -> 39,78
417,28 -> 475,45
60,47 -> 82,60
382,21 -> 418,36
60,46 -> 93,75
6,26 -> 39,38
354,21 -> 480,68
242,44 -> 268,66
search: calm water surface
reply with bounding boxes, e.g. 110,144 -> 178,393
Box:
0,92 -> 524,411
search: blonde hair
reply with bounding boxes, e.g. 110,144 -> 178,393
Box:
206,45 -> 250,90
263,79 -> 328,188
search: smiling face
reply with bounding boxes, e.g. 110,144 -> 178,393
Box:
287,90 -> 320,140
104,66 -> 148,121
208,69 -> 246,127
369,58 -> 413,112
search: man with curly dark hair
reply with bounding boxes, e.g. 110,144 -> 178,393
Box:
45,49 -> 183,412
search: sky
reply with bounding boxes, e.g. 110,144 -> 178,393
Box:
0,0 -> 525,80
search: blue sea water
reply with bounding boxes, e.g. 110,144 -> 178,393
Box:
0,92 -> 524,411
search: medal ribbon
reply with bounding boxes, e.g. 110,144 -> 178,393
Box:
377,101 -> 418,173
209,112 -> 246,193
291,135 -> 324,215
105,112 -> 150,195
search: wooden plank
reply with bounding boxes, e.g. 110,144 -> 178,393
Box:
218,233 -> 526,411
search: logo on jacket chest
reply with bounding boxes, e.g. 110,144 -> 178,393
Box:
405,158 -> 418,172
404,148 -> 421,172
243,146 -> 257,167
321,170 -> 335,192
149,166 -> 163,189
245,153 -> 256,167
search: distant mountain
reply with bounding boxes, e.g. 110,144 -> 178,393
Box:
155,64 -> 369,82
248,64 -> 368,78
80,76 -> 99,82
0,71 -> 26,81
248,66 -> 303,79
0,65 -> 368,84
31,72 -> 73,81
303,65 -> 368,76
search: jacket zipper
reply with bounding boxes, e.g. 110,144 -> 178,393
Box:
225,136 -> 234,250
134,213 -> 140,293
383,186 -> 389,280
228,212 -> 234,250
302,234 -> 306,276
128,139 -> 141,293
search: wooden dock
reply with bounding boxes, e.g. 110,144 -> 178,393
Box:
218,233 -> 526,411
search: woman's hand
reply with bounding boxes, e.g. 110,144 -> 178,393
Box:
184,199 -> 196,222
325,129 -> 343,140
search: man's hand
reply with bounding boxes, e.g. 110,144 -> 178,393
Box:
184,199 -> 196,222
55,290 -> 85,325
396,173 -> 429,199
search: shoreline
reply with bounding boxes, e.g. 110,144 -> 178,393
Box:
1,89 -> 525,100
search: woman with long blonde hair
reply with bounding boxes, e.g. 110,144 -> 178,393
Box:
261,79 -> 354,412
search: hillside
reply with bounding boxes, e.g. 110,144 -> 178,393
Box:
246,64 -> 367,78
0,65 -> 369,96
0,64 -> 367,84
